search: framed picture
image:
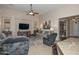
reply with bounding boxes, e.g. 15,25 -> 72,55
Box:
43,20 -> 51,29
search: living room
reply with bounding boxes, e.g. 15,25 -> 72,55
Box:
0,4 -> 56,55
0,4 -> 79,55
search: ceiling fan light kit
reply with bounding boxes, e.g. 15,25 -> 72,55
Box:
29,11 -> 33,15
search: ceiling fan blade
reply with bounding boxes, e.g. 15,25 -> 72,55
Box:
25,11 -> 29,15
32,14 -> 35,16
25,10 -> 30,15
26,13 -> 29,15
34,12 -> 39,14
33,11 -> 39,14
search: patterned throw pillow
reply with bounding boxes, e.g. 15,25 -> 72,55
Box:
0,33 -> 6,40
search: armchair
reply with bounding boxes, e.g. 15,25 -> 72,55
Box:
43,33 -> 57,46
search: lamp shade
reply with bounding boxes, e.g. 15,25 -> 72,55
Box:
40,24 -> 43,29
50,27 -> 54,31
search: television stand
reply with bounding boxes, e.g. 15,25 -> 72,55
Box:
17,31 -> 31,37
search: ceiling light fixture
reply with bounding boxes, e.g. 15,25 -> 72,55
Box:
26,4 -> 39,16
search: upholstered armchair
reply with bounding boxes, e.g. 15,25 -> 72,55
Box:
43,33 -> 57,46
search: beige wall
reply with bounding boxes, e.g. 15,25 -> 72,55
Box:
42,5 -> 79,41
0,7 -> 41,36
1,5 -> 79,38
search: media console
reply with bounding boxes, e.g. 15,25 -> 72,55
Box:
17,31 -> 31,37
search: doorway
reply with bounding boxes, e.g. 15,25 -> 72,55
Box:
59,15 -> 79,40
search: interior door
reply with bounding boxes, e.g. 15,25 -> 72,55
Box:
59,20 -> 66,40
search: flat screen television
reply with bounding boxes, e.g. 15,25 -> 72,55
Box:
19,23 -> 29,30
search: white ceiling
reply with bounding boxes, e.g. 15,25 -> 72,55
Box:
0,4 -> 72,15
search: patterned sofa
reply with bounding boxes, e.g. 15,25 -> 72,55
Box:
0,34 -> 29,55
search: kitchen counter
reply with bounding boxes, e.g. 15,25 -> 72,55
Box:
57,38 -> 79,55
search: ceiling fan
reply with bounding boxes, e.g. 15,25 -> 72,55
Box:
26,4 -> 39,16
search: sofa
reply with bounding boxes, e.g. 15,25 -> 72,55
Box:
0,33 -> 29,55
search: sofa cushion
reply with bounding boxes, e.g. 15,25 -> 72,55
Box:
0,33 -> 6,41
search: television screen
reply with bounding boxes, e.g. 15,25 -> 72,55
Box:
19,23 -> 29,30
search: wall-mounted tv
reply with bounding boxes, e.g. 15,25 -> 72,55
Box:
19,23 -> 29,30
